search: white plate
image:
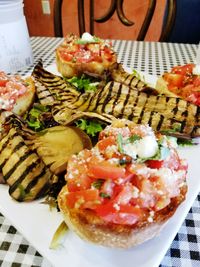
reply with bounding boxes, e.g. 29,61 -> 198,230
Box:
0,65 -> 199,267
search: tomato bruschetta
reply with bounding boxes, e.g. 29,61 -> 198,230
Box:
156,63 -> 200,105
58,120 -> 188,248
56,33 -> 117,78
0,71 -> 35,115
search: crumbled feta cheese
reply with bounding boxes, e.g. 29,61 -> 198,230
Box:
132,187 -> 139,198
113,203 -> 120,211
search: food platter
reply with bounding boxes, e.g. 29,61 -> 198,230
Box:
0,64 -> 199,267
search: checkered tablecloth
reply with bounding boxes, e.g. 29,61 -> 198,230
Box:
0,37 -> 200,267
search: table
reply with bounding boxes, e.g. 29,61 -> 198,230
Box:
0,37 -> 200,267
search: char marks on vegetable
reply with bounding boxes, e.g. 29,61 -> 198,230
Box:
32,62 -> 200,139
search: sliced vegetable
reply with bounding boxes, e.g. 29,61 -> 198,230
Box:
33,126 -> 92,174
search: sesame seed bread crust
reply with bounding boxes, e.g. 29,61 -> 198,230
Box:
58,184 -> 187,248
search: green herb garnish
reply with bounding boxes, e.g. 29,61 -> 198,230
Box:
24,103 -> 49,131
99,192 -> 110,199
132,69 -> 142,80
92,179 -> 104,189
177,138 -> 197,146
67,75 -> 99,92
75,119 -> 103,137
75,36 -> 101,45
128,134 -> 142,143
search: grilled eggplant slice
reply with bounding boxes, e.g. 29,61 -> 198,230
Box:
32,62 -> 200,139
0,113 -> 92,200
32,125 -> 92,175
110,63 -> 159,95
0,126 -> 53,201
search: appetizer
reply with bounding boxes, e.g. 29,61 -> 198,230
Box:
156,63 -> 200,105
0,71 -> 35,115
56,33 -> 117,78
58,121 -> 188,248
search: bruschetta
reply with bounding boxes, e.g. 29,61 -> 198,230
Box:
0,71 -> 35,115
58,120 -> 188,248
156,63 -> 200,105
56,33 -> 117,78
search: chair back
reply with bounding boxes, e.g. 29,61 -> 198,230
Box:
54,0 -> 176,41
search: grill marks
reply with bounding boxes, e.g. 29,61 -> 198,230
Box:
32,63 -> 200,138
0,127 -> 52,201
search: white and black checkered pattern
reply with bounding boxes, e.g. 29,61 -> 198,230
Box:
0,37 -> 199,267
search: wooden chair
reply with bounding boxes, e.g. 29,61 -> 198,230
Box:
53,0 -> 176,42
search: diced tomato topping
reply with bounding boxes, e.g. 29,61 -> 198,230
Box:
65,189 -> 100,209
97,136 -> 116,152
193,76 -> 200,86
67,174 -> 93,192
163,73 -> 184,88
59,51 -> 74,62
163,63 -> 200,105
0,79 -> 8,87
88,161 -> 126,180
171,64 -> 194,75
146,160 -> 164,169
95,203 -> 142,225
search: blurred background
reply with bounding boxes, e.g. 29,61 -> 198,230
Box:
24,0 -> 165,41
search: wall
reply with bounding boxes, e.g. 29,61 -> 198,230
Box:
24,0 -> 166,41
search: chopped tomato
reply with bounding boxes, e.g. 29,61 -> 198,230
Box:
146,160 -> 164,169
193,76 -> 200,86
88,161 -> 126,180
67,174 -> 93,192
0,79 -> 8,87
65,189 -> 100,209
171,64 -> 194,75
97,136 -> 116,152
95,203 -> 142,225
59,51 -> 73,62
163,73 -> 184,87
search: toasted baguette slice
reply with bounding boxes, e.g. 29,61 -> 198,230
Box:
58,185 -> 187,248
12,77 -> 35,115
